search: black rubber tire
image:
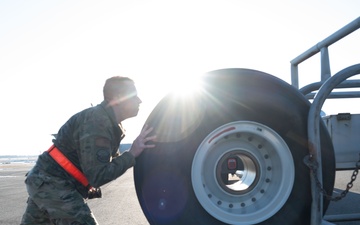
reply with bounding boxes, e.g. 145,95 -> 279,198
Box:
134,68 -> 335,225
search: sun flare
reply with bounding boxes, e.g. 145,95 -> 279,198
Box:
168,75 -> 204,98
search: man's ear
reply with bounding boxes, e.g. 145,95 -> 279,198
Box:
107,98 -> 118,107
108,96 -> 123,106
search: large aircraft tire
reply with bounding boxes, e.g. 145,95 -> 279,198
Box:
134,68 -> 335,225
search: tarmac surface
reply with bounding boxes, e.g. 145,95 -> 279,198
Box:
0,163 -> 148,225
1,163 -> 359,225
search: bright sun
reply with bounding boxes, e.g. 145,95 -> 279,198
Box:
167,75 -> 204,98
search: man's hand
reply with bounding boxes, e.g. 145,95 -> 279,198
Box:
129,124 -> 156,158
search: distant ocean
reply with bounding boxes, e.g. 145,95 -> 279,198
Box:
0,155 -> 38,164
0,143 -> 132,164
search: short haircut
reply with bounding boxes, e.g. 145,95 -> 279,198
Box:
103,76 -> 135,101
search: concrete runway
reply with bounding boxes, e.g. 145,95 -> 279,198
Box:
1,163 -> 359,225
0,163 -> 148,225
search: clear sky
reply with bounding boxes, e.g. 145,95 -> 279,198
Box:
0,0 -> 359,155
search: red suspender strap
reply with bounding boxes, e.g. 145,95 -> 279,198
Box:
47,145 -> 91,189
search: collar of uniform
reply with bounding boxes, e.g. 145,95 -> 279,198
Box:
99,101 -> 125,139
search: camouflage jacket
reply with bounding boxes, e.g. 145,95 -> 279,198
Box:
35,100 -> 135,197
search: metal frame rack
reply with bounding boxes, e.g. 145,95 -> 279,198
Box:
290,16 -> 360,225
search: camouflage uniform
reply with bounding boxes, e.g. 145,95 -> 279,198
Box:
21,101 -> 136,225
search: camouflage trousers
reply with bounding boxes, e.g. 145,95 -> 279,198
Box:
20,167 -> 98,225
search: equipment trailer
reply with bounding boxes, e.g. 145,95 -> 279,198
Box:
133,17 -> 360,225
291,16 -> 360,225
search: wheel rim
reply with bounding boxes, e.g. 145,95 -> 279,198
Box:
191,121 -> 295,224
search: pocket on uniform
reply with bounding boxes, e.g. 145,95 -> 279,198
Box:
25,174 -> 45,189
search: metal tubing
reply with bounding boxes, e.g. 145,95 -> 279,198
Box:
324,213 -> 360,222
308,64 -> 360,225
300,80 -> 360,96
291,64 -> 299,89
320,47 -> 331,81
290,16 -> 360,87
291,17 -> 360,66
321,220 -> 336,225
305,91 -> 360,99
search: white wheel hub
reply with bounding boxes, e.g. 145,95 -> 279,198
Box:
191,121 -> 295,224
